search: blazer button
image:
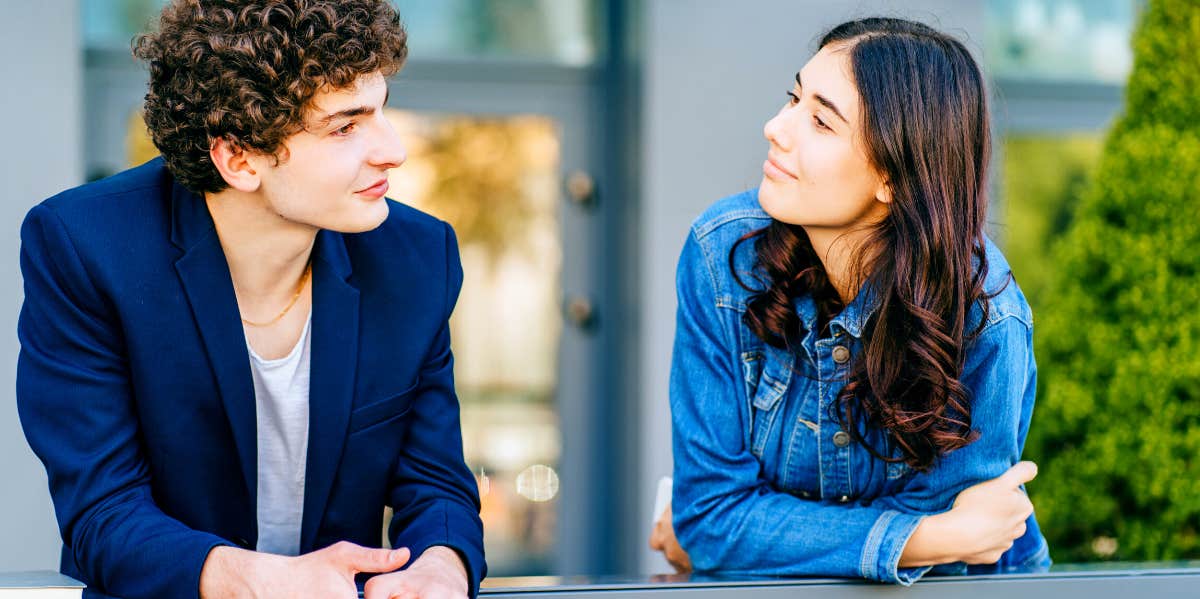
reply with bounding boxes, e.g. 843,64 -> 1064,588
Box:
832,430 -> 851,447
832,345 -> 850,364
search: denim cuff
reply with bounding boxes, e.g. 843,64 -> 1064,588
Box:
862,510 -> 931,584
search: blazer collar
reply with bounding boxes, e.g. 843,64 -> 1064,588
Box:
169,178 -> 360,550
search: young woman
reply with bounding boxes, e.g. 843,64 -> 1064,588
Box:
664,18 -> 1049,583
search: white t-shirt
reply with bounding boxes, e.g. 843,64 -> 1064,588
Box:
247,313 -> 312,556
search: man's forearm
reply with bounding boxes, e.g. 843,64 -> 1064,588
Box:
421,545 -> 468,580
199,545 -> 261,599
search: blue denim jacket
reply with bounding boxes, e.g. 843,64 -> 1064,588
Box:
670,189 -> 1050,584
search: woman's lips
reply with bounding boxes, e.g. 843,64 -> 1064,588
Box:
356,179 -> 389,199
763,157 -> 798,181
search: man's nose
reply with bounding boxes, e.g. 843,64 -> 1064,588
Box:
371,116 -> 407,168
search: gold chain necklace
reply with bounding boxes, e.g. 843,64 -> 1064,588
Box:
240,260 -> 313,328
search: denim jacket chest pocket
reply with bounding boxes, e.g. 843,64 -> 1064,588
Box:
744,342 -> 819,494
743,343 -> 788,459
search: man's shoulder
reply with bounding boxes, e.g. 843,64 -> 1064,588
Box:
31,159 -> 171,236
24,159 -> 173,254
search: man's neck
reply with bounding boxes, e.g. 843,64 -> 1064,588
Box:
204,188 -> 317,306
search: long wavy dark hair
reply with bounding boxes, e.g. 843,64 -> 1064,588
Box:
732,18 -> 999,471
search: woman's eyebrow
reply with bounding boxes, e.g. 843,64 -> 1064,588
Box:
795,72 -> 848,125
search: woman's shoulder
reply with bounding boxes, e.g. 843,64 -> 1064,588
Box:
689,188 -> 772,242
679,189 -> 772,300
970,237 -> 1034,333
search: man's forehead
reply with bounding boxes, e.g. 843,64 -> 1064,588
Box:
306,73 -> 388,118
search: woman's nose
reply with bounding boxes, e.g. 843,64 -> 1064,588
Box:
764,110 -> 792,152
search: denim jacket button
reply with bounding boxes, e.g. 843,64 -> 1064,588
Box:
837,495 -> 852,503
832,430 -> 851,447
798,490 -> 814,499
832,345 -> 850,364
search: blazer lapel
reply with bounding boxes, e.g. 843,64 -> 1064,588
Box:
300,229 -> 360,551
169,182 -> 259,521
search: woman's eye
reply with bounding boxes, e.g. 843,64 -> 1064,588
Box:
813,114 -> 829,130
786,91 -> 800,106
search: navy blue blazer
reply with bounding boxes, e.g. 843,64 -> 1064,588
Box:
16,158 -> 486,598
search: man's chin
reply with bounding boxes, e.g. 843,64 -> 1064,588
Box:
325,207 -> 390,234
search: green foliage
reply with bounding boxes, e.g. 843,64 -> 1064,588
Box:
1000,135 -> 1102,307
1024,0 -> 1200,563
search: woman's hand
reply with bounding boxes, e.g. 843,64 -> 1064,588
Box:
900,461 -> 1038,567
649,505 -> 693,574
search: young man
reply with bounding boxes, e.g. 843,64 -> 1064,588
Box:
16,1 -> 484,597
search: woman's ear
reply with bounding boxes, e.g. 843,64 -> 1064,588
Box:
875,180 -> 893,204
209,136 -> 261,193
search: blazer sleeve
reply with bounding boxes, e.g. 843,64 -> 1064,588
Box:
386,222 -> 487,597
17,204 -> 231,599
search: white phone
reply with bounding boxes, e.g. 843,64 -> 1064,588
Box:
652,476 -> 673,524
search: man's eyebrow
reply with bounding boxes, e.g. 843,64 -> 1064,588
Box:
314,88 -> 390,127
795,72 -> 849,125
315,105 -> 374,127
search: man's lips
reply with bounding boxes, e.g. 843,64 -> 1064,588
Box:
355,178 -> 389,198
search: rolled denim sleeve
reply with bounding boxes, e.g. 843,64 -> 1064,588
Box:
871,314 -> 1037,525
669,230 -> 926,584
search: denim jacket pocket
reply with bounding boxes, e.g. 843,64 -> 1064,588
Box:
747,347 -> 793,458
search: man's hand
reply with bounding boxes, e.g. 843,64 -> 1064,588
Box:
648,505 -> 692,574
362,545 -> 469,599
200,541 -> 411,599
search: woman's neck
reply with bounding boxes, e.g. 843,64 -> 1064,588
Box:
803,225 -> 873,306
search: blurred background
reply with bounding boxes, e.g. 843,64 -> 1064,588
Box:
2,0 -> 1182,580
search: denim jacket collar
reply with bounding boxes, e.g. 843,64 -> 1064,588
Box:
793,282 -> 881,341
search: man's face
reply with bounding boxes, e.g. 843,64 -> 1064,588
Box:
252,71 -> 405,233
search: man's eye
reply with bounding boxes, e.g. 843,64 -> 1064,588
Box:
334,122 -> 357,136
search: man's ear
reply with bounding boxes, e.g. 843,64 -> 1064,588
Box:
209,136 -> 261,192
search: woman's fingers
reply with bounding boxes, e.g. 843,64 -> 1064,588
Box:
1013,521 -> 1027,539
996,461 -> 1038,489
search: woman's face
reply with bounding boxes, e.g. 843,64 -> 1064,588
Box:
758,45 -> 890,232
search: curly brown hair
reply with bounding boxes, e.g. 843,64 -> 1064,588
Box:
133,0 -> 408,193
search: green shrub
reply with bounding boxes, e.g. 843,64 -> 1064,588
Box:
1024,0 -> 1200,563
1000,134 -> 1102,307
